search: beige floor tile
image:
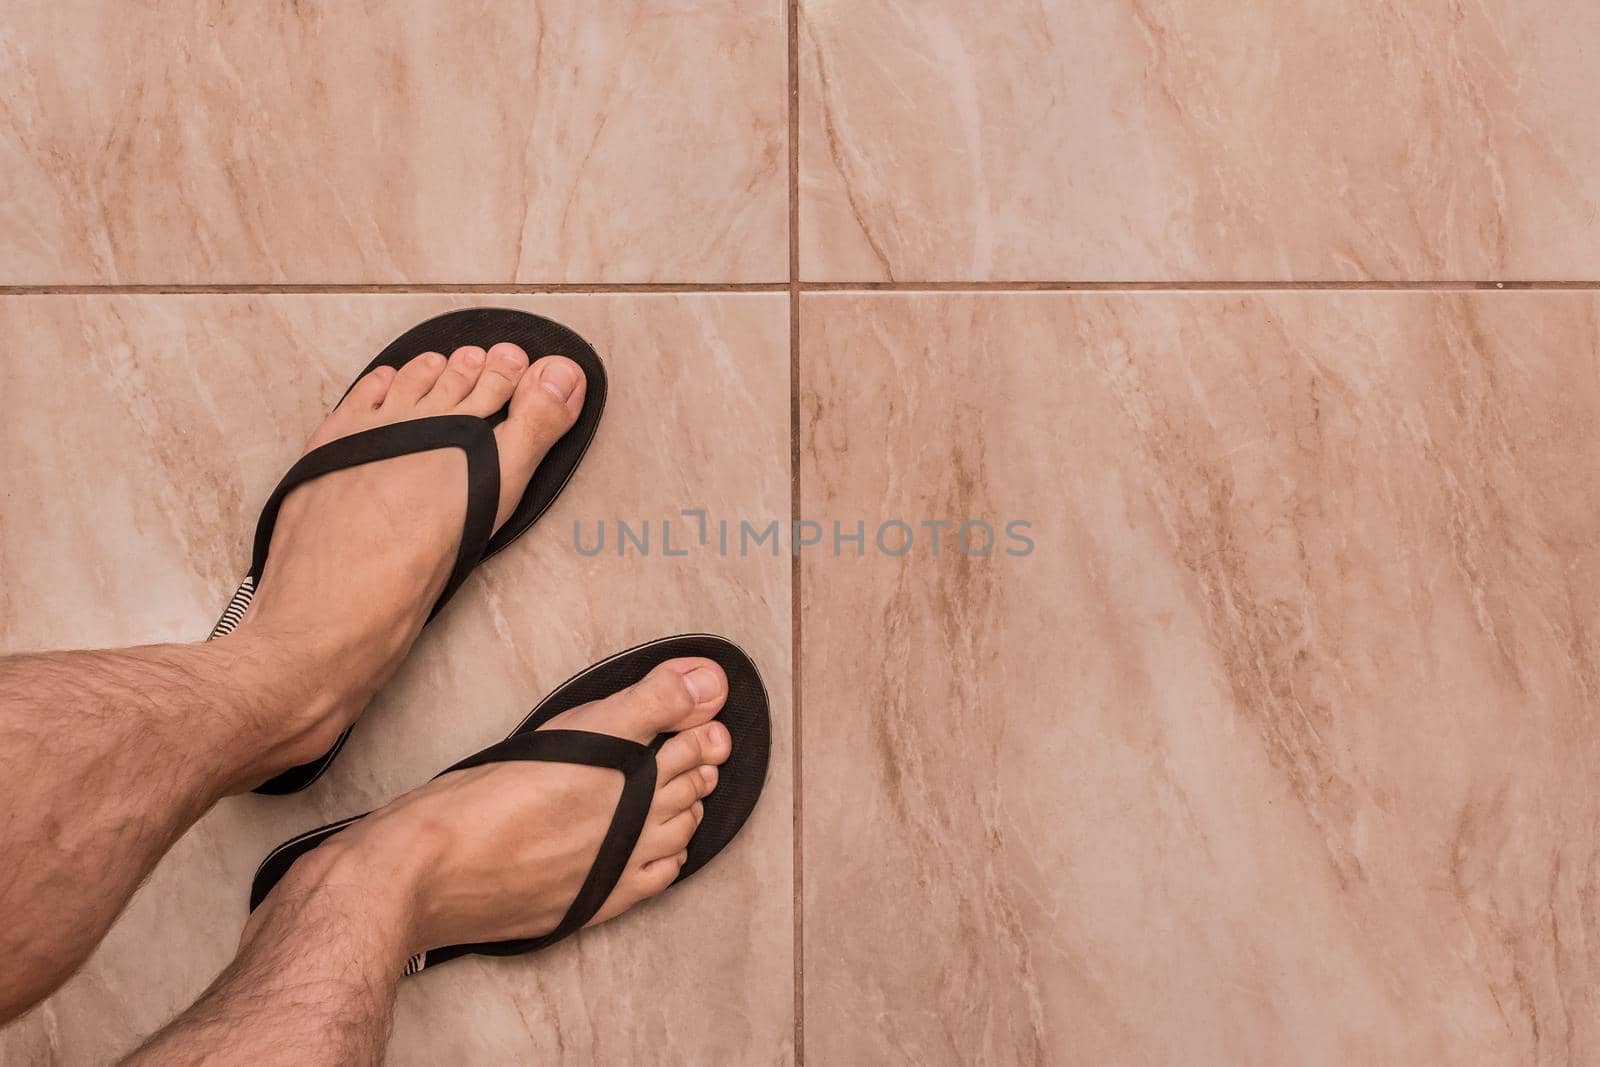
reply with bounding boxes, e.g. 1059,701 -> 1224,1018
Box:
0,293 -> 793,1065
0,3 -> 787,284
799,291 -> 1600,1064
799,2 -> 1600,281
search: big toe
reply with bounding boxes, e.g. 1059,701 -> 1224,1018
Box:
545,658 -> 727,745
489,353 -> 586,529
625,659 -> 727,735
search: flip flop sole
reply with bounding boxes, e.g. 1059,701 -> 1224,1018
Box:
209,308 -> 607,794
249,634 -> 770,973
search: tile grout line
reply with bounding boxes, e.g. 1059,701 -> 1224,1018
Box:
0,283 -> 790,295
7,281 -> 1600,297
787,0 -> 804,1062
799,280 -> 1600,292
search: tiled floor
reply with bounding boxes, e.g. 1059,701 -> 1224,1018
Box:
0,295 -> 793,1066
2,5 -> 786,284
799,2 -> 1600,281
3,3 -> 1599,1065
801,291 -> 1600,1064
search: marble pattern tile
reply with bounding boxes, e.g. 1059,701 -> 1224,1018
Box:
799,1 -> 1600,281
0,3 -> 787,284
0,292 -> 793,1064
800,291 -> 1600,1064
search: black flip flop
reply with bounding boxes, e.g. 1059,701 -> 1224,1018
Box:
209,308 -> 607,794
248,634 -> 769,975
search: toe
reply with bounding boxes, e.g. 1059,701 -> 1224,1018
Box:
659,803 -> 704,851
344,364 -> 398,412
634,802 -> 703,866
459,342 -> 530,417
636,850 -> 689,894
306,366 -> 395,448
508,355 -> 585,433
488,354 -> 587,528
423,345 -> 487,408
613,659 -> 728,737
592,844 -> 684,927
385,351 -> 448,408
535,659 -> 724,762
655,721 -> 731,782
590,850 -> 684,924
648,762 -> 718,823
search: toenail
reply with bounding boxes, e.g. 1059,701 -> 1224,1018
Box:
493,347 -> 527,372
538,358 -> 580,402
705,721 -> 729,748
683,667 -> 721,705
460,347 -> 484,368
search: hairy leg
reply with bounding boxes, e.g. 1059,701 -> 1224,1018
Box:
0,343 -> 586,1024
124,660 -> 733,1065
0,637 -> 319,1021
122,844 -> 414,1067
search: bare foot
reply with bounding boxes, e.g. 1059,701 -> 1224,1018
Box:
227,343 -> 586,780
254,659 -> 734,954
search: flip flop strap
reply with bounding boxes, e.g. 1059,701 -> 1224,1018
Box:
249,414 -> 500,618
432,729 -> 658,957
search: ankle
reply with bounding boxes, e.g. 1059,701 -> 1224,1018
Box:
246,831 -> 429,961
335,786 -> 459,950
204,629 -> 369,790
